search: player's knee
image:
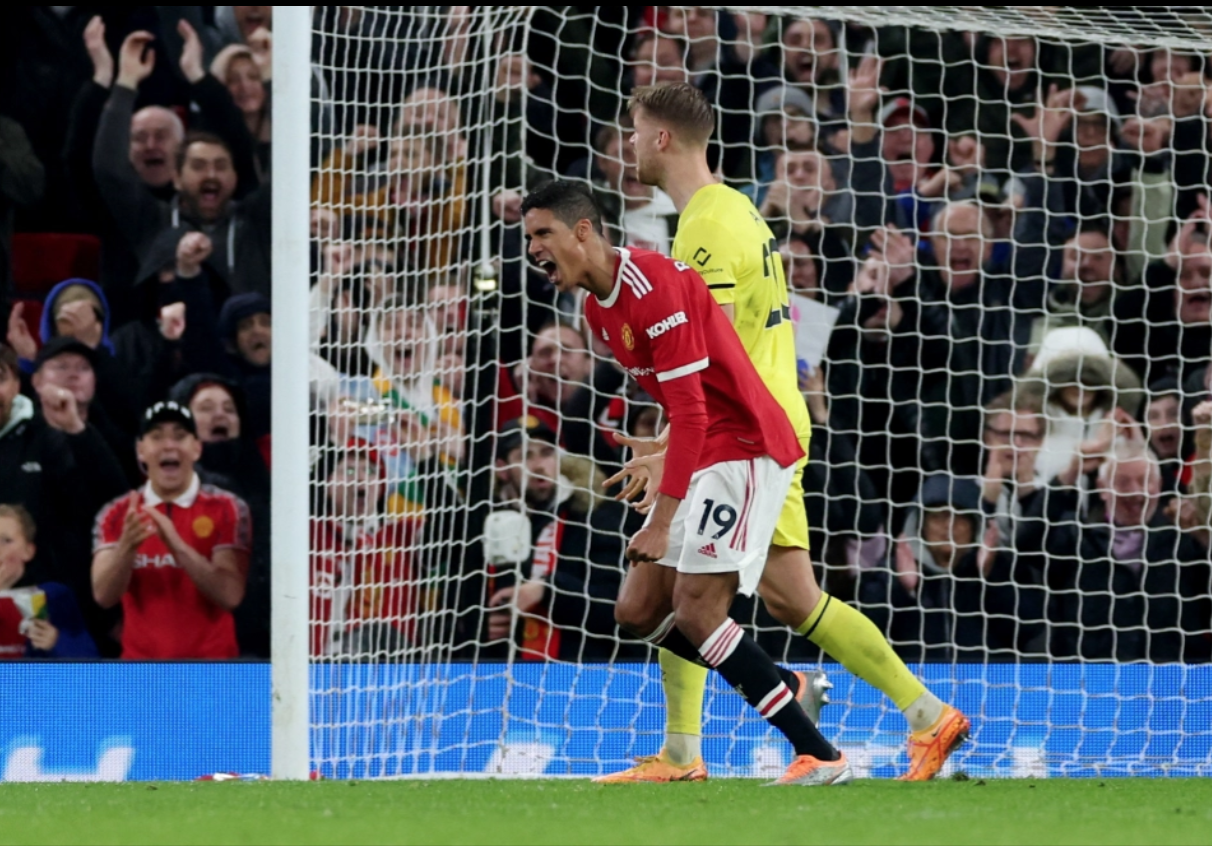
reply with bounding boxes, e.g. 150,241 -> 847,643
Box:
614,592 -> 664,639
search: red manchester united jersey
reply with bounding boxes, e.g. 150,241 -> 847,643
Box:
583,247 -> 803,499
94,476 -> 251,659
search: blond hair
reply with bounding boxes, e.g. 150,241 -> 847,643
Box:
0,504 -> 36,543
628,83 -> 715,146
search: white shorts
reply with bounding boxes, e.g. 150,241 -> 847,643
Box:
646,456 -> 795,597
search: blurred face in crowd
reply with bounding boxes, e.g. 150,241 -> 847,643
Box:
191,385 -> 241,445
176,141 -> 238,223
237,313 -> 272,368
1102,456 -> 1160,527
1177,243 -> 1212,325
984,408 -> 1043,480
33,353 -> 96,414
326,455 -> 383,520
1074,114 -> 1113,171
931,203 -> 992,293
528,325 -> 592,408
224,54 -> 266,118
379,307 -> 427,378
0,514 -> 35,592
595,130 -> 625,188
1062,231 -> 1117,307
780,149 -> 835,218
762,106 -> 816,151
782,19 -> 837,87
428,283 -> 467,340
389,138 -> 439,207
921,508 -> 977,571
233,6 -> 272,41
138,423 -> 203,497
662,6 -> 716,42
781,239 -> 819,297
398,88 -> 460,140
503,441 -> 560,506
882,114 -> 935,190
0,360 -> 17,429
1151,49 -> 1196,83
987,36 -> 1036,92
1147,394 -> 1183,461
630,34 -> 687,89
130,107 -> 184,188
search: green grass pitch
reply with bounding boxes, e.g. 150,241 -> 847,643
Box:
1,779 -> 1210,846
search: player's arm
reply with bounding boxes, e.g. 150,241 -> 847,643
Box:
676,217 -> 743,324
92,493 -> 153,609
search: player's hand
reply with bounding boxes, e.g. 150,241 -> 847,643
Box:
25,620 -> 60,653
626,525 -> 669,564
605,453 -> 666,515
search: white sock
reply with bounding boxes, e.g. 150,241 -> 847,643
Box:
904,693 -> 947,734
664,733 -> 702,766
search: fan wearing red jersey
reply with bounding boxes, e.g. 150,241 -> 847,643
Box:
521,180 -> 852,787
92,402 -> 250,660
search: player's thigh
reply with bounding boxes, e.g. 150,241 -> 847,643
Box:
758,546 -> 823,627
771,455 -> 811,551
676,457 -> 794,598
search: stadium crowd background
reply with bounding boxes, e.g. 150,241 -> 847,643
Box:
0,6 -> 1209,666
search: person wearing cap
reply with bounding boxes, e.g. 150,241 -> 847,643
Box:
858,474 -> 1044,664
91,401 -> 251,660
486,416 -> 644,662
744,85 -> 818,203
0,342 -> 128,654
32,336 -> 139,485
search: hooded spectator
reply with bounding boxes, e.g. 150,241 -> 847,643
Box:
217,293 -> 272,442
859,474 -> 1044,663
0,115 -> 45,303
0,505 -> 98,660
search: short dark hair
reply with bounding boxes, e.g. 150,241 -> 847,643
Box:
520,181 -> 604,235
176,131 -> 234,172
1070,218 -> 1113,243
0,343 -> 17,380
628,82 -> 716,146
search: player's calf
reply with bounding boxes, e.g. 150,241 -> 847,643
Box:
614,562 -> 677,640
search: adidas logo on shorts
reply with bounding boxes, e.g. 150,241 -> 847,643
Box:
698,544 -> 718,559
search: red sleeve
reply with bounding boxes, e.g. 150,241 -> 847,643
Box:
637,262 -> 711,500
215,494 -> 252,553
92,499 -> 124,554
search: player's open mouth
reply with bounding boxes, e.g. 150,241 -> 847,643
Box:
538,260 -> 560,283
159,458 -> 182,471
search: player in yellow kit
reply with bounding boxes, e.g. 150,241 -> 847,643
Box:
596,83 -> 970,784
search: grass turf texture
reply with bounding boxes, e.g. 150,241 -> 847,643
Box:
1,780 -> 1210,846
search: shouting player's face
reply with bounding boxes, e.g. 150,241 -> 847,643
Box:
525,208 -> 589,294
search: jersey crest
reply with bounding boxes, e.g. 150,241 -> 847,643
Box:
621,325 -> 635,351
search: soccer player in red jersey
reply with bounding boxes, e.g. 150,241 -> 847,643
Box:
521,180 -> 852,786
92,401 -> 251,659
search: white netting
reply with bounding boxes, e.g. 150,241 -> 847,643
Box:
306,5 -> 1212,779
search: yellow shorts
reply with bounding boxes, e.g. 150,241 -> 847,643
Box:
771,447 -> 811,552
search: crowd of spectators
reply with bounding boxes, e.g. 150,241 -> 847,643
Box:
2,6 -> 1210,665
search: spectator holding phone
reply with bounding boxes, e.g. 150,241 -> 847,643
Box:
92,401 -> 251,660
0,505 -> 98,660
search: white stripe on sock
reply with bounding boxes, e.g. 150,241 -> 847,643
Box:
644,613 -> 677,646
701,620 -> 743,668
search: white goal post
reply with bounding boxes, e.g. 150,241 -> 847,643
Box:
273,5 -> 1212,781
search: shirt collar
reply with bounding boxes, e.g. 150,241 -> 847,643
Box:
597,247 -> 631,309
143,473 -> 201,508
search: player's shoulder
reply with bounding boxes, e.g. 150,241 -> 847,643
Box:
686,183 -> 763,226
96,492 -> 133,523
198,483 -> 251,516
620,246 -> 691,285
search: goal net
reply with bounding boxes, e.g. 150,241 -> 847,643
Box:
304,5 -> 1212,780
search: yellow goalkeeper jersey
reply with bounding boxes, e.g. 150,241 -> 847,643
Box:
672,184 -> 812,442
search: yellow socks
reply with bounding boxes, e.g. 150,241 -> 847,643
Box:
798,594 -> 943,732
659,648 -> 708,765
